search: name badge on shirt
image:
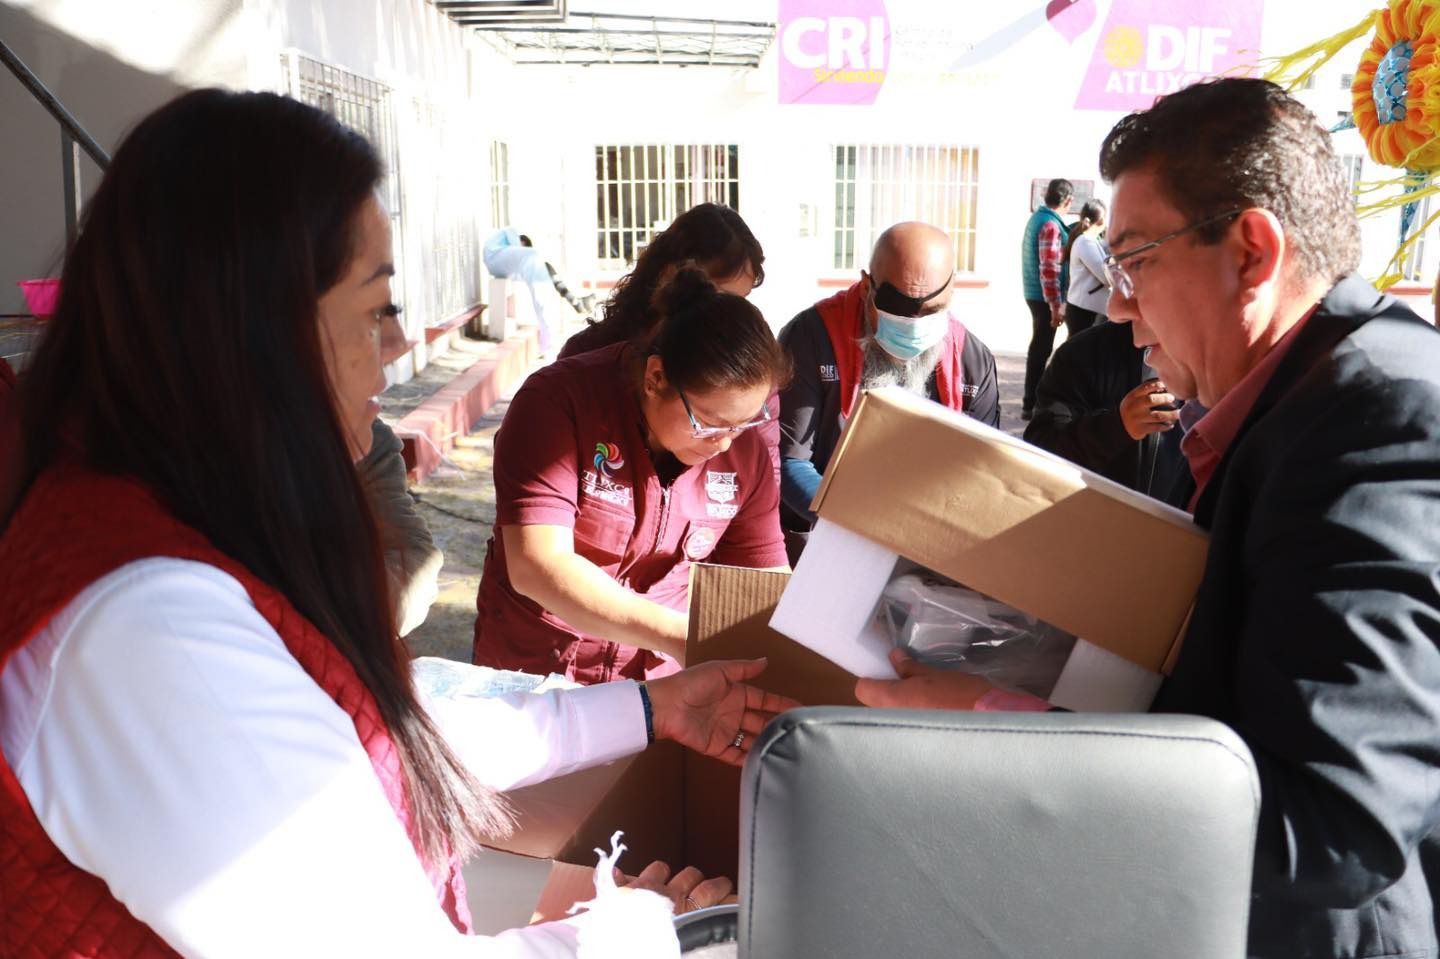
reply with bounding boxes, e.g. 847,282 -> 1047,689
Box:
684,525 -> 719,560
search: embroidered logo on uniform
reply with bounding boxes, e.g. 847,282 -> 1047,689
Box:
705,471 -> 739,504
684,525 -> 719,561
581,470 -> 632,507
593,442 -> 624,478
819,363 -> 839,382
706,502 -> 739,519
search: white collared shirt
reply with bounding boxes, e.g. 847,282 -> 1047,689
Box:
0,557 -> 662,958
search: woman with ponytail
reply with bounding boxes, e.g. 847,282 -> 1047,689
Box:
1063,198 -> 1111,334
0,90 -> 788,957
557,202 -> 764,359
475,264 -> 791,684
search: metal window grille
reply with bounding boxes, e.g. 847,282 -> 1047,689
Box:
594,144 -> 740,265
831,145 -> 981,272
282,53 -> 400,217
1402,194 -> 1433,281
491,141 -> 511,229
281,52 -> 412,321
399,95 -> 483,330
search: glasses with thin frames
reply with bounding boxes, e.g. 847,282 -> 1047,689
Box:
1104,210 -> 1241,299
677,386 -> 771,440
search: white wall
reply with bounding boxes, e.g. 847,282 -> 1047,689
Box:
4,0 -> 1429,358
2,0 -> 511,375
495,1 -> 1429,352
0,0 -> 251,315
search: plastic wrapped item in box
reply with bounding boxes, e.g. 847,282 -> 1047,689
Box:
876,564 -> 1077,700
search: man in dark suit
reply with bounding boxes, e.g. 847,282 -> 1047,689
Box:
858,78 -> 1440,958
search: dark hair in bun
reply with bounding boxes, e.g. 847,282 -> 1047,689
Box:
643,263 -> 790,395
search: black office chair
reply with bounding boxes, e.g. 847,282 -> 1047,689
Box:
675,903 -> 739,955
737,708 -> 1260,958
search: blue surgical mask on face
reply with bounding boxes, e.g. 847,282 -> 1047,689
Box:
874,308 -> 949,360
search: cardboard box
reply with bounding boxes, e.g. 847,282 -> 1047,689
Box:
771,386 -> 1209,711
476,564 -> 855,918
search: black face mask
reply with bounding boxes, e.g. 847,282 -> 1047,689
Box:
870,276 -> 950,318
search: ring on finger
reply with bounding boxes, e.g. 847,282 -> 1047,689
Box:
684,895 -> 698,912
732,731 -> 745,749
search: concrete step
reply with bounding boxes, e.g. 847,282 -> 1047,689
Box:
392,330 -> 541,485
388,299 -> 593,484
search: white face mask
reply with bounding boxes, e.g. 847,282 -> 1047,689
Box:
874,308 -> 949,360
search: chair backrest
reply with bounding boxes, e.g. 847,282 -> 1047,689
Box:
739,708 -> 1259,959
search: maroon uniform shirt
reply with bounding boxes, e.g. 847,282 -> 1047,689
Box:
474,342 -> 787,683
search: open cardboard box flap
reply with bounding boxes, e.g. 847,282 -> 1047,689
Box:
483,564 -> 842,897
810,387 -> 1208,673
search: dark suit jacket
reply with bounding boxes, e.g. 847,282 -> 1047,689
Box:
1154,275 -> 1440,958
1023,319 -> 1186,498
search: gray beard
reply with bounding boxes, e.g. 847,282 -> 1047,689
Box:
859,336 -> 945,396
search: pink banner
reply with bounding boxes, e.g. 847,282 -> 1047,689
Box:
777,0 -> 891,106
1074,0 -> 1262,111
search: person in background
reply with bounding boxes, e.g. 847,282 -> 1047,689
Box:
558,202 -> 781,486
857,77 -> 1440,959
557,202 -> 764,361
777,221 -> 999,565
358,418 -> 444,636
483,225 -> 564,357
1063,198 -> 1111,334
474,266 -> 790,684
0,89 -> 790,957
1020,177 -> 1074,420
518,233 -> 596,320
1022,319 -> 1184,498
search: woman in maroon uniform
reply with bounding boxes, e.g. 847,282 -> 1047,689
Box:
475,267 -> 790,683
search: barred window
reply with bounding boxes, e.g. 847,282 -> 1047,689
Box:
491,141 -> 511,229
400,95 -> 484,330
282,52 -> 483,334
595,144 -> 740,266
282,52 -> 404,308
283,53 -> 399,216
831,145 -> 980,272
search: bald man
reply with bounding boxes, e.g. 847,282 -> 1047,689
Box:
777,221 -> 999,563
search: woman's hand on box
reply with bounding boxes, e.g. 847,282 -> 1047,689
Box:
617,860 -> 733,914
854,648 -> 994,710
646,658 -> 799,766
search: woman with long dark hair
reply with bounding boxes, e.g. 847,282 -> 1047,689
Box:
0,89 -> 788,956
557,202 -> 764,359
475,265 -> 791,683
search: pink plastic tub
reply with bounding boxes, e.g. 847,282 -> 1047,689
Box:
18,279 -> 60,319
